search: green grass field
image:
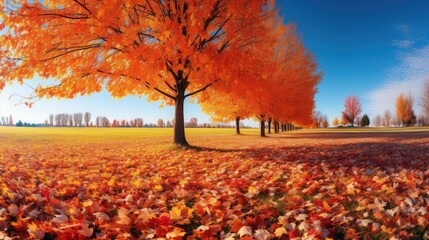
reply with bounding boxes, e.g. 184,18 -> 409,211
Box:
2,125 -> 428,138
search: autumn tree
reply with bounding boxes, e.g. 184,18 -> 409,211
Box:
332,117 -> 339,127
157,119 -> 165,128
84,112 -> 91,127
396,93 -> 416,127
73,113 -> 83,127
136,118 -> 144,128
49,114 -> 54,126
312,111 -> 323,128
422,79 -> 429,122
246,22 -> 320,136
383,110 -> 391,127
312,111 -> 328,128
55,113 -> 66,126
111,120 -> 118,128
8,115 -> 13,126
341,96 -> 362,127
200,92 -> 250,134
96,117 -> 103,127
54,114 -> 60,127
198,8 -> 320,137
68,115 -> 73,127
263,23 -> 320,134
373,115 -> 383,127
0,0 -> 273,146
189,117 -> 198,128
322,117 -> 329,128
62,114 -> 69,126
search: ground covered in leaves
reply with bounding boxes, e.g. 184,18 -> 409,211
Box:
1,127 -> 429,239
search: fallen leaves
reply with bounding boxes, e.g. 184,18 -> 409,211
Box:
0,130 -> 429,239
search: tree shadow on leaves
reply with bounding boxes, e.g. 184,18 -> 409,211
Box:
273,130 -> 429,140
235,140 -> 429,172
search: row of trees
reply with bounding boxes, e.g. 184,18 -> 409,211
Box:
333,96 -> 395,128
312,111 -> 329,128
199,14 -> 321,137
334,79 -> 429,128
45,113 -> 203,128
46,112 -> 92,127
0,115 -> 13,126
0,0 -> 321,145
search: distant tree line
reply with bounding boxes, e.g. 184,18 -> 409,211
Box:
332,79 -> 429,128
312,111 -> 329,128
16,121 -> 47,127
44,113 -> 250,129
0,115 -> 14,126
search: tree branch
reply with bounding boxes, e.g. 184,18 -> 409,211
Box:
41,44 -> 101,61
39,13 -> 89,20
72,0 -> 93,15
154,87 -> 175,99
203,0 -> 222,30
165,61 -> 179,80
185,81 -> 215,98
164,80 -> 176,92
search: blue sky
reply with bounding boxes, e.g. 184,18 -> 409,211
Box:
281,0 -> 429,122
1,1 -> 429,126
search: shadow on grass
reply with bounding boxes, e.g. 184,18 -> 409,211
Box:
272,130 -> 429,139
168,143 -> 244,153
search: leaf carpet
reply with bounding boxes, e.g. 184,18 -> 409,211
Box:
1,130 -> 429,239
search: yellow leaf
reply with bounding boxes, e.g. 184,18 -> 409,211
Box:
83,200 -> 93,207
166,227 -> 186,239
108,178 -> 115,186
116,208 -> 131,225
28,222 -> 45,239
133,179 -> 142,188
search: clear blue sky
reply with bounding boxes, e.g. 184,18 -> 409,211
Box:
280,0 -> 429,122
1,0 -> 429,125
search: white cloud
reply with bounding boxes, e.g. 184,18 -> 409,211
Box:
392,24 -> 416,48
392,39 -> 414,48
366,45 -> 429,116
396,24 -> 411,35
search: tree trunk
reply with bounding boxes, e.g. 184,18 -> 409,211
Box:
174,87 -> 188,146
275,121 -> 279,133
260,120 -> 266,137
235,117 -> 240,134
267,118 -> 272,134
